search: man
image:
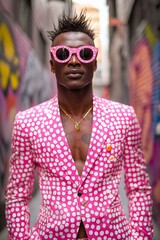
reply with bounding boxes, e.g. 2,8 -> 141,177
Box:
5,10 -> 153,240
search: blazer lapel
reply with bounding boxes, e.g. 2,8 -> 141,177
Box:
80,95 -> 110,184
45,95 -> 111,188
46,96 -> 81,188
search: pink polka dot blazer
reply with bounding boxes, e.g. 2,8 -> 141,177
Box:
5,95 -> 153,240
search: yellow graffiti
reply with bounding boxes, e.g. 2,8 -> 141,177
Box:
0,61 -> 10,89
145,24 -> 157,48
0,21 -> 20,93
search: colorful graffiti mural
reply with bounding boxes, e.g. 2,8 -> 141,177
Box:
129,24 -> 160,225
0,11 -> 21,201
0,9 -> 54,231
129,38 -> 153,162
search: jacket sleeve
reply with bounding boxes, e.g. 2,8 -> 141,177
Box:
123,107 -> 153,240
5,112 -> 36,240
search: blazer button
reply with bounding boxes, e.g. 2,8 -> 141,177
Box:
77,192 -> 82,197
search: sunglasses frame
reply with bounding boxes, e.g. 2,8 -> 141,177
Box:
50,45 -> 98,63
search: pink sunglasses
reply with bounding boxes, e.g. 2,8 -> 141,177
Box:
50,45 -> 98,63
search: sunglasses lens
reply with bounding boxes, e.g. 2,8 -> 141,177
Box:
56,48 -> 69,61
80,48 -> 93,61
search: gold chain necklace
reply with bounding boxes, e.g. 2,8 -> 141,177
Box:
59,105 -> 93,131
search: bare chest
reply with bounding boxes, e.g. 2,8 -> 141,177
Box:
61,116 -> 92,176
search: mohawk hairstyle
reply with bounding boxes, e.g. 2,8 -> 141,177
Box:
48,9 -> 95,42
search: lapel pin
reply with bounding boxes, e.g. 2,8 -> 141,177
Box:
109,155 -> 115,161
106,144 -> 112,151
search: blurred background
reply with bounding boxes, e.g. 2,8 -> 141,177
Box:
0,0 -> 160,239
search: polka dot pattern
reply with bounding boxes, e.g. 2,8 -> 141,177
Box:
5,95 -> 153,239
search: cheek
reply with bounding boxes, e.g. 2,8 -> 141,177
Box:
54,70 -> 63,80
54,66 -> 66,83
86,61 -> 97,72
53,64 -> 64,75
85,63 -> 97,76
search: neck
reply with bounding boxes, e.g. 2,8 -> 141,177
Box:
58,88 -> 93,117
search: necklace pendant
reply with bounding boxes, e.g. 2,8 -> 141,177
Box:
59,105 -> 93,132
75,122 -> 80,131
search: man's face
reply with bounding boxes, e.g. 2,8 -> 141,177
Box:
50,32 -> 97,90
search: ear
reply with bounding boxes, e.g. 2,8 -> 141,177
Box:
50,59 -> 55,73
93,59 -> 97,72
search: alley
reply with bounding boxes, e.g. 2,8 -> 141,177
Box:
0,0 -> 160,239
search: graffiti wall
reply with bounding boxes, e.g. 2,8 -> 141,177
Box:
0,8 -> 54,225
129,24 -> 160,225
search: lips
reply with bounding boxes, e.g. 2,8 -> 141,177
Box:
65,69 -> 84,79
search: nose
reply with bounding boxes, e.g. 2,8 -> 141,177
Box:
68,53 -> 81,65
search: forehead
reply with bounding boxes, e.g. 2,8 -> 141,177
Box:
52,32 -> 95,47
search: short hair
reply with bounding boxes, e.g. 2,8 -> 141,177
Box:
48,10 -> 95,43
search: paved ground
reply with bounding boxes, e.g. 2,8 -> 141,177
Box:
0,171 -> 160,239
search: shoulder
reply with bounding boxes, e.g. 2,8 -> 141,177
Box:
15,96 -> 57,123
95,95 -> 135,114
95,96 -> 141,132
94,96 -> 138,126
